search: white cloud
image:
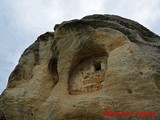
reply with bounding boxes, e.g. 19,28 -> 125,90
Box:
3,0 -> 62,32
4,0 -> 160,34
103,0 -> 160,34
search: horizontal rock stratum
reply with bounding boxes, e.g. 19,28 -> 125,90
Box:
0,14 -> 160,120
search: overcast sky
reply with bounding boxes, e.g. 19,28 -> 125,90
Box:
0,0 -> 160,93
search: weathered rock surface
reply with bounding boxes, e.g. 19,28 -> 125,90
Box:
0,14 -> 160,120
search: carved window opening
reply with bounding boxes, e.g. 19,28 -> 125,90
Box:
91,62 -> 105,73
95,62 -> 101,71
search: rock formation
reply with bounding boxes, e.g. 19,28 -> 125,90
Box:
0,14 -> 160,120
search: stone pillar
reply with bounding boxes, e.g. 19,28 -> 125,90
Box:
101,62 -> 105,70
91,65 -> 95,73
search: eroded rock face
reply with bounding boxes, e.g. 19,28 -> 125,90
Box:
0,14 -> 160,120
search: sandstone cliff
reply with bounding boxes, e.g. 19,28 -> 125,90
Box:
0,14 -> 160,120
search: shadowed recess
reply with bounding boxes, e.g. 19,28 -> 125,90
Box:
48,58 -> 59,86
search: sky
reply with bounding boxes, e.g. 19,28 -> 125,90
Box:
0,0 -> 160,93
